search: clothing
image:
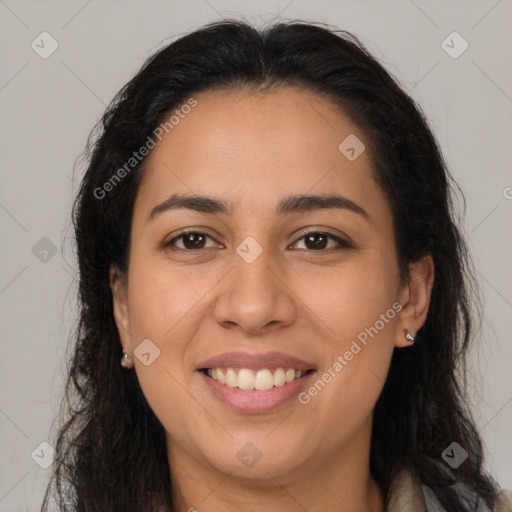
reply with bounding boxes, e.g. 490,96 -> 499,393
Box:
386,468 -> 512,512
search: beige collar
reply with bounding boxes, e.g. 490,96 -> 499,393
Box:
385,468 -> 512,512
495,490 -> 512,512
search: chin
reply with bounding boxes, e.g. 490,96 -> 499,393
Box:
203,439 -> 311,481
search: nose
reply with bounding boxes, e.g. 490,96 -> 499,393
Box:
213,244 -> 297,335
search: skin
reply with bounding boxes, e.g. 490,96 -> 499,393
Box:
110,87 -> 434,512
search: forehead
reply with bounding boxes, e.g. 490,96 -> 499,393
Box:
134,87 -> 384,220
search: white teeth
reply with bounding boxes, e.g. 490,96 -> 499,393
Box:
285,368 -> 296,382
273,368 -> 286,387
254,369 -> 274,391
237,369 -> 255,390
206,367 -> 308,390
225,368 -> 238,387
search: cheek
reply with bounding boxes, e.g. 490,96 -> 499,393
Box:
290,251 -> 399,343
125,264 -> 207,445
126,254 -> 218,341
300,303 -> 396,446
292,253 -> 398,426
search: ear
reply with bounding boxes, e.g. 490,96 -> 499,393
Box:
109,263 -> 132,353
394,254 -> 435,348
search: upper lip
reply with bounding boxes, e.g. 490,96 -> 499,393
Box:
197,351 -> 316,371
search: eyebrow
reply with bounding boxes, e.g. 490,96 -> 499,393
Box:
147,193 -> 369,222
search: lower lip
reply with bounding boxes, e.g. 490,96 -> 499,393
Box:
198,370 -> 316,414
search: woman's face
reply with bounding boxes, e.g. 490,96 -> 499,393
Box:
111,87 -> 429,484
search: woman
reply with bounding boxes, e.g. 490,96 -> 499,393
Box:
42,19 -> 512,512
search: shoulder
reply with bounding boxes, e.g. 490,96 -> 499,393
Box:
386,467 -> 512,512
421,477 -> 512,512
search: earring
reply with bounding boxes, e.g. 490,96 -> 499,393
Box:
121,352 -> 133,369
404,330 -> 415,344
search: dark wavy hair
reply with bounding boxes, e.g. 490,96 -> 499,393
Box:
42,19 -> 500,512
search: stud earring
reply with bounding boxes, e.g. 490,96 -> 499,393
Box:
121,352 -> 133,369
404,330 -> 415,344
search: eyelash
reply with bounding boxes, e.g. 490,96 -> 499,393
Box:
163,229 -> 353,254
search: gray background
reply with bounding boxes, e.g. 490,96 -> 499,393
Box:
0,0 -> 511,510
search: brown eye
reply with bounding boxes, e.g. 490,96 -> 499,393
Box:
165,231 -> 218,251
303,233 -> 329,250
292,231 -> 352,252
164,230 -> 352,254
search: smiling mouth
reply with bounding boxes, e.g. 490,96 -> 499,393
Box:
200,367 -> 315,391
